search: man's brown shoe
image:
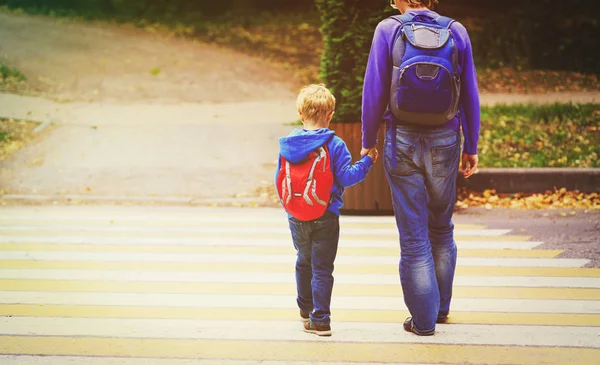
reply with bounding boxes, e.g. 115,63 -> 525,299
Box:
303,320 -> 332,336
300,310 -> 310,323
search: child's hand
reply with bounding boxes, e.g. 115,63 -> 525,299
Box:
367,148 -> 379,163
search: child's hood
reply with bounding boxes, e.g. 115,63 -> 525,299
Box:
278,128 -> 335,164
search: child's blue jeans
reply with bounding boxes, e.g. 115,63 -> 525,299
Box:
288,211 -> 340,326
384,124 -> 460,334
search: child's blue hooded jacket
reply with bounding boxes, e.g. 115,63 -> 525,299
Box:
275,128 -> 374,217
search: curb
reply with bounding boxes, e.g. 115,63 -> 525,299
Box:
0,194 -> 271,206
460,168 -> 600,194
32,119 -> 52,133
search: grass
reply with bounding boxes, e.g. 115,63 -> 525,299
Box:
0,118 -> 39,161
0,61 -> 27,94
291,104 -> 598,168
479,103 -> 599,168
0,62 -> 26,82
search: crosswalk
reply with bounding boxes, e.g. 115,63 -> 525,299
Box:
0,205 -> 599,365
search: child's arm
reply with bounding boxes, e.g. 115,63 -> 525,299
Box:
331,138 -> 374,188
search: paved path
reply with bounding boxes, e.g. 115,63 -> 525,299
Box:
0,206 -> 598,364
0,93 -> 295,200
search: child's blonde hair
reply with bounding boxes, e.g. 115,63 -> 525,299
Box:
404,0 -> 439,9
296,84 -> 336,126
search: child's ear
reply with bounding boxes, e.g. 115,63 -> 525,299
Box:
328,111 -> 335,122
298,111 -> 305,122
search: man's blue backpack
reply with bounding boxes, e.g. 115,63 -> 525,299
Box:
390,14 -> 460,126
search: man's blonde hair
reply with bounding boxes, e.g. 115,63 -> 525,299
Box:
404,0 -> 439,9
296,84 -> 336,125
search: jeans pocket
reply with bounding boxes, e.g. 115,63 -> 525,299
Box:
432,140 -> 460,178
385,139 -> 417,177
289,218 -> 309,248
313,213 -> 339,238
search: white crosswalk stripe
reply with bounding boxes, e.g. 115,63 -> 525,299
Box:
0,206 -> 599,365
0,235 -> 544,249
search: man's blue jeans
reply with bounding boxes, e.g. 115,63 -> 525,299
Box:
288,211 -> 340,326
384,124 -> 460,334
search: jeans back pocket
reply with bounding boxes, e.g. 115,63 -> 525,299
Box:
431,140 -> 460,177
385,137 -> 417,177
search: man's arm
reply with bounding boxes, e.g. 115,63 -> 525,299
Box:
454,22 -> 481,178
361,20 -> 393,154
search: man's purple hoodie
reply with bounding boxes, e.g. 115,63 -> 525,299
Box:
362,9 -> 480,155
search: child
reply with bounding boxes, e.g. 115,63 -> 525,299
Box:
275,84 -> 378,336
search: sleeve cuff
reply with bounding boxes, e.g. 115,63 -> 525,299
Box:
361,136 -> 378,150
463,144 -> 478,155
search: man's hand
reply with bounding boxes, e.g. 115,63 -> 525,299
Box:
361,147 -> 374,157
461,153 -> 478,178
367,148 -> 379,163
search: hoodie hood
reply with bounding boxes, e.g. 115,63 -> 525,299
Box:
279,128 -> 335,164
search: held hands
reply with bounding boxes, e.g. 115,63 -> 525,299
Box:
361,147 -> 378,163
461,153 -> 478,178
361,147 -> 476,176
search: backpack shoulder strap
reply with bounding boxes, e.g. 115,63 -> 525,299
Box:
390,14 -> 413,67
390,13 -> 414,26
435,16 -> 456,30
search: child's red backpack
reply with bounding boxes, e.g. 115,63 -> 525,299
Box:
277,146 -> 334,221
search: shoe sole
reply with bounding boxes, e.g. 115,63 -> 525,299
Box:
301,317 -> 310,323
404,318 -> 435,336
412,329 -> 435,336
304,328 -> 332,336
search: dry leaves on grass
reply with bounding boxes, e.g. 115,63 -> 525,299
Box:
203,22 -> 322,85
0,118 -> 39,161
0,62 -> 28,94
259,182 -> 599,212
478,68 -> 599,94
256,184 -> 281,206
202,20 -> 599,92
456,188 -> 600,211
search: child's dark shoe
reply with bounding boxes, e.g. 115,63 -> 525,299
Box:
403,317 -> 435,336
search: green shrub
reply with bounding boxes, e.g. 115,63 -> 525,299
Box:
315,0 -> 394,123
450,0 -> 599,75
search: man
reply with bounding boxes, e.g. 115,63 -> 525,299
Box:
360,0 -> 480,335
